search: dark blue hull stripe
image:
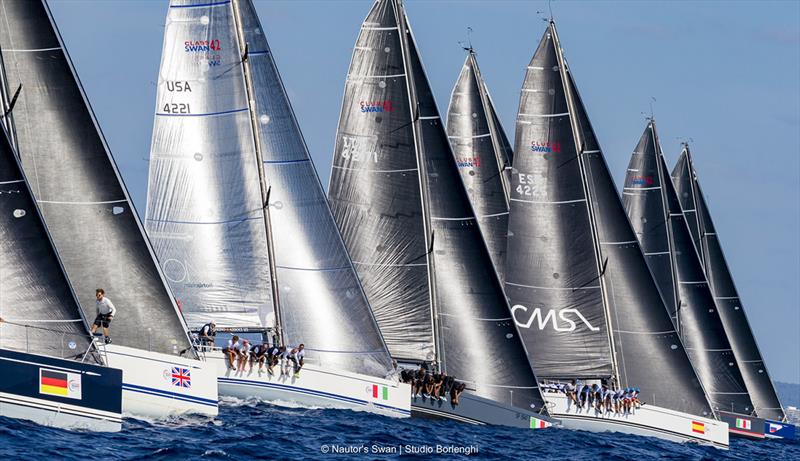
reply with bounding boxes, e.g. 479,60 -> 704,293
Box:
218,377 -> 409,415
122,383 -> 217,407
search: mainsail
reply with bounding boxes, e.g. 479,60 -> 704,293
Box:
146,0 -> 392,377
622,121 -> 753,415
672,146 -> 786,420
0,125 -> 94,360
446,49 -> 513,283
0,0 -> 192,355
505,21 -> 713,416
329,0 -> 546,411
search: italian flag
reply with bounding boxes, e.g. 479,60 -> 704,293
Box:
691,421 -> 705,434
736,418 -> 752,430
530,417 -> 549,429
372,384 -> 388,401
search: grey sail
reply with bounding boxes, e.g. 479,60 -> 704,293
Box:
505,26 -> 612,379
672,147 -> 786,420
0,0 -> 192,355
623,121 -> 753,415
0,125 -> 94,361
506,21 -> 713,416
146,0 -> 392,377
329,0 -> 545,411
446,50 -> 513,283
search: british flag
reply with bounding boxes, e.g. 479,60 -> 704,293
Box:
171,367 -> 191,388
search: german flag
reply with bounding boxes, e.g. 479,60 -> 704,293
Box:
691,421 -> 706,434
40,370 -> 69,397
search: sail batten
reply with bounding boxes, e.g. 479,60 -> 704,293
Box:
672,147 -> 786,420
329,0 -> 545,411
0,0 -> 193,355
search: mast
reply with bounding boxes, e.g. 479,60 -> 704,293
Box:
549,21 -> 619,384
470,51 -> 511,204
230,0 -> 283,341
394,0 -> 442,370
682,145 -> 706,265
651,121 -> 682,334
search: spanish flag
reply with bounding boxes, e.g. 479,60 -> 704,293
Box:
691,421 -> 705,434
40,370 -> 69,396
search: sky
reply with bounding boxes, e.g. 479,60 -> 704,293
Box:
46,0 -> 799,384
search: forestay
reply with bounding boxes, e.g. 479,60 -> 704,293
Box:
672,146 -> 786,421
446,51 -> 513,283
506,21 -> 713,417
623,121 -> 754,415
0,0 -> 192,355
329,0 -> 546,412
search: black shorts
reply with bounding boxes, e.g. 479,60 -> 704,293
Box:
93,314 -> 112,328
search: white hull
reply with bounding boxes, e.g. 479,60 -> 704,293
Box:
102,344 -> 218,418
544,393 -> 728,449
208,351 -> 410,417
0,391 -> 122,432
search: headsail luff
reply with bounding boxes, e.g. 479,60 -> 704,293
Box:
446,50 -> 514,283
0,0 -> 193,355
506,21 -> 713,416
623,121 -> 754,415
146,0 -> 393,377
0,125 -> 95,361
672,146 -> 786,421
329,0 -> 546,411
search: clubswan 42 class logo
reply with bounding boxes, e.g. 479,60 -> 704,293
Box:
184,39 -> 222,67
185,39 -> 221,53
511,305 -> 599,332
360,100 -> 394,113
456,156 -> 481,168
531,141 -> 561,153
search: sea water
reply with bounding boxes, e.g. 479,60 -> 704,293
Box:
0,400 -> 797,460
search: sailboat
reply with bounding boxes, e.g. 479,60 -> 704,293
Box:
622,120 -> 767,439
327,0 -> 552,429
0,0 -> 218,418
0,123 -> 123,431
672,144 -> 795,440
446,47 -> 514,283
504,20 -> 728,447
145,0 -> 409,417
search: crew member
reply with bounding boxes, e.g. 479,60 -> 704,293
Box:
198,321 -> 216,348
288,343 -> 305,377
250,342 -> 268,373
90,289 -> 116,344
223,335 -> 242,370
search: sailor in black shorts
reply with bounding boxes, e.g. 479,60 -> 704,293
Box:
90,289 -> 116,344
